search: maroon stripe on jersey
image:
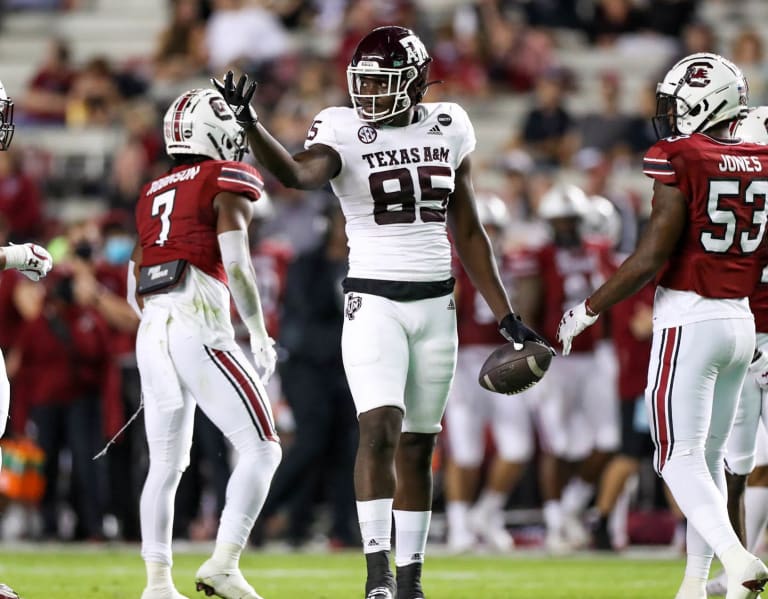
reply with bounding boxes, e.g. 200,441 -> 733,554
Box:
208,347 -> 277,442
652,327 -> 679,472
173,92 -> 194,142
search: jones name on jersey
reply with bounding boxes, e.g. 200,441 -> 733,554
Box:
305,102 -> 476,283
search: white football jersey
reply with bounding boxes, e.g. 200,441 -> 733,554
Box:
305,102 -> 476,281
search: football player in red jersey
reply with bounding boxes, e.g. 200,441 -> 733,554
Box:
214,26 -> 550,599
706,106 -> 768,597
0,81 -> 52,469
443,193 -> 534,554
515,183 -> 618,553
131,88 -> 281,599
558,53 -> 768,599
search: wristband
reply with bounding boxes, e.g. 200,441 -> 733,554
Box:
585,297 -> 598,317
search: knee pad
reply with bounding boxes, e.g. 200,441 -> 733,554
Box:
240,440 -> 282,478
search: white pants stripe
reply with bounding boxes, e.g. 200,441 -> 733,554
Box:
649,326 -> 681,473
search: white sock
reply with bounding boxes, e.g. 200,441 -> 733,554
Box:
683,541 -> 713,580
140,464 -> 183,566
210,542 -> 241,570
561,478 -> 593,517
217,442 -> 281,548
609,477 -> 633,548
358,499 -> 393,554
661,450 -> 741,557
393,510 -> 431,567
474,490 -> 506,516
146,561 -> 174,589
446,501 -> 470,536
543,500 -> 563,535
745,486 -> 768,552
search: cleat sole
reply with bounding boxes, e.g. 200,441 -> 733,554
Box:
195,582 -> 216,597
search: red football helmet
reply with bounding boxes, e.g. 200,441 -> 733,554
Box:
0,81 -> 15,151
347,26 -> 431,123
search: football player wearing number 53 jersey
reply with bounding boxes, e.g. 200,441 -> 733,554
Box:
131,88 -> 281,599
214,26 -> 550,599
558,53 -> 768,599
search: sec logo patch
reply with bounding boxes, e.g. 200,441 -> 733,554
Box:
437,113 -> 452,126
358,126 -> 377,143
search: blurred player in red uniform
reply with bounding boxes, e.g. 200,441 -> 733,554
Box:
443,193 -> 534,553
559,53 -> 768,599
131,88 -> 280,599
515,183 -> 618,553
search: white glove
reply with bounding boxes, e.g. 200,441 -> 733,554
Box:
3,243 -> 53,281
557,300 -> 599,356
250,333 -> 277,384
749,350 -> 768,390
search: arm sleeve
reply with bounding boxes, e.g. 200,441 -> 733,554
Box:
126,260 -> 141,317
218,229 -> 268,337
643,143 -> 678,185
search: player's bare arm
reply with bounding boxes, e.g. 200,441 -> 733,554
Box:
213,70 -> 341,190
447,157 -> 511,322
588,180 -> 686,314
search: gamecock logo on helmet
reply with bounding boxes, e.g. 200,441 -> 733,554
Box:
686,63 -> 712,88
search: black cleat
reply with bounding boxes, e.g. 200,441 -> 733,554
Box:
396,562 -> 425,599
591,515 -> 613,551
365,551 -> 396,599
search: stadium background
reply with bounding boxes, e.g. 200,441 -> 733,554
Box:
0,0 -> 765,595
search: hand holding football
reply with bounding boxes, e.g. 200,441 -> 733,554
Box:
478,340 -> 553,394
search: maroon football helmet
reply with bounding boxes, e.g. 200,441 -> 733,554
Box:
347,26 -> 431,123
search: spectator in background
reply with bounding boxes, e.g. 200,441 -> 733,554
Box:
255,203 -> 358,549
644,0 -> 696,38
20,37 -> 76,124
481,4 -> 557,93
0,149 -> 43,241
107,101 -> 165,211
585,0 -> 645,47
8,266 -> 111,541
429,21 -> 489,98
66,56 -> 122,127
625,83 -> 659,158
577,71 -> 632,158
153,0 -> 209,83
732,29 -> 767,105
205,0 -> 292,73
520,68 -> 577,167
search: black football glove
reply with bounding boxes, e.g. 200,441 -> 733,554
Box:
211,70 -> 259,128
499,313 -> 555,355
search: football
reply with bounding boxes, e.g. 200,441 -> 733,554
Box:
478,340 -> 553,394
0,584 -> 19,599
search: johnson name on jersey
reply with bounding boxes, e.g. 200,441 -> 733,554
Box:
305,102 -> 475,282
643,133 -> 768,300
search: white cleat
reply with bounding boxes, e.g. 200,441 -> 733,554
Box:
544,530 -> 574,555
446,528 -> 476,554
562,513 -> 589,549
195,560 -> 263,599
140,587 -> 190,599
468,508 -> 514,552
726,556 -> 768,599
707,570 -> 728,596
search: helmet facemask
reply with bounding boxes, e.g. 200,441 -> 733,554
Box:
0,95 -> 15,151
347,64 -> 422,123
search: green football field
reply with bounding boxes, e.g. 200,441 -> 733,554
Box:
0,545 -> 696,599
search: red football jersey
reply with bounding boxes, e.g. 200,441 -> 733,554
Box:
136,160 -> 264,283
643,133 -> 768,298
751,271 -> 768,332
611,281 -> 655,400
525,241 -> 613,353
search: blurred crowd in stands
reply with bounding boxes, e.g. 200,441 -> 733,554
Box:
0,0 -> 764,553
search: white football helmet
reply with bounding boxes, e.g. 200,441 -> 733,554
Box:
653,52 -> 748,138
734,106 -> 768,143
163,88 -> 246,161
537,184 -> 590,220
583,195 -> 622,246
0,80 -> 15,151
476,191 -> 509,229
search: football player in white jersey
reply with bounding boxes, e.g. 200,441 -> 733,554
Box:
0,81 -> 53,471
214,26 -> 550,599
